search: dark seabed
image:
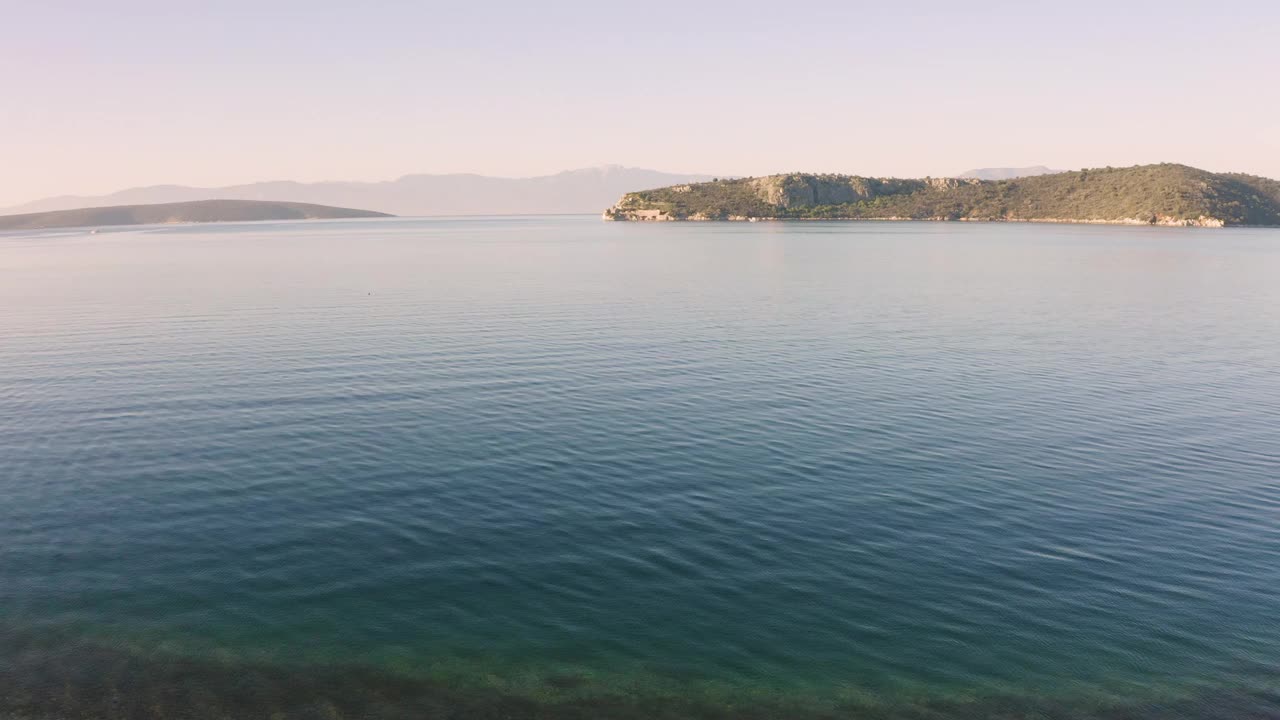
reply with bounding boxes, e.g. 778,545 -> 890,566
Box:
1,217 -> 1278,719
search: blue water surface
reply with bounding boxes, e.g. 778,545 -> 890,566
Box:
1,217 -> 1278,717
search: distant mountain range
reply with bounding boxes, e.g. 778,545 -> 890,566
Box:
0,200 -> 389,231
2,166 -> 714,218
959,166 -> 1064,180
605,164 -> 1280,227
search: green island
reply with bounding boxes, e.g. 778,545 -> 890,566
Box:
603,164 -> 1280,227
0,199 -> 391,231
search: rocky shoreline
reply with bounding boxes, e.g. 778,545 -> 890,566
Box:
603,211 -> 1228,228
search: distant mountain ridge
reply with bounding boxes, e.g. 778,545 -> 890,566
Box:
2,166 -> 714,218
0,200 -> 390,231
604,164 -> 1280,227
959,166 -> 1064,180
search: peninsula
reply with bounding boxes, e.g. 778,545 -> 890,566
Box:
0,199 -> 392,231
604,164 -> 1280,227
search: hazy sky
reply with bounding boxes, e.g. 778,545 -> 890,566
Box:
3,0 -> 1278,205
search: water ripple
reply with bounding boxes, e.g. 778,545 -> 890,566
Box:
2,218 -> 1280,716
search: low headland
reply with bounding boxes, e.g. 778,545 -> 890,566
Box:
603,164 -> 1280,227
0,199 -> 391,231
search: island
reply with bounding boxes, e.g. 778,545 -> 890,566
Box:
603,164 -> 1280,227
0,199 -> 392,231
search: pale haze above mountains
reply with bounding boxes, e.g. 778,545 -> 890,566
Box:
2,166 -> 1063,218
1,167 -> 713,218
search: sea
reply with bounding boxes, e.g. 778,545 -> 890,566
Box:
1,216 -> 1278,719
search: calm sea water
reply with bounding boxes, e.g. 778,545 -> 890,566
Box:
1,216 -> 1279,719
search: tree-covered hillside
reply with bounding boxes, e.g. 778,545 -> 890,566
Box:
604,164 -> 1280,227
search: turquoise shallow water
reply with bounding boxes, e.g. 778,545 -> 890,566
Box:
1,217 -> 1279,718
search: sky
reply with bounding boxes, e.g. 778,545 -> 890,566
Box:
2,0 -> 1278,206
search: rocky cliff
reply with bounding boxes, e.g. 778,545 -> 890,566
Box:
604,164 -> 1280,227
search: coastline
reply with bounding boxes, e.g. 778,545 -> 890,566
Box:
602,213 -> 1232,228
602,164 -> 1280,229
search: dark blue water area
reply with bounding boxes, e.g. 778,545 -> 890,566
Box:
1,217 -> 1278,717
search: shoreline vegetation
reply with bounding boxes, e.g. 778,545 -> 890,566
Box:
603,164 -> 1280,228
0,199 -> 391,232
